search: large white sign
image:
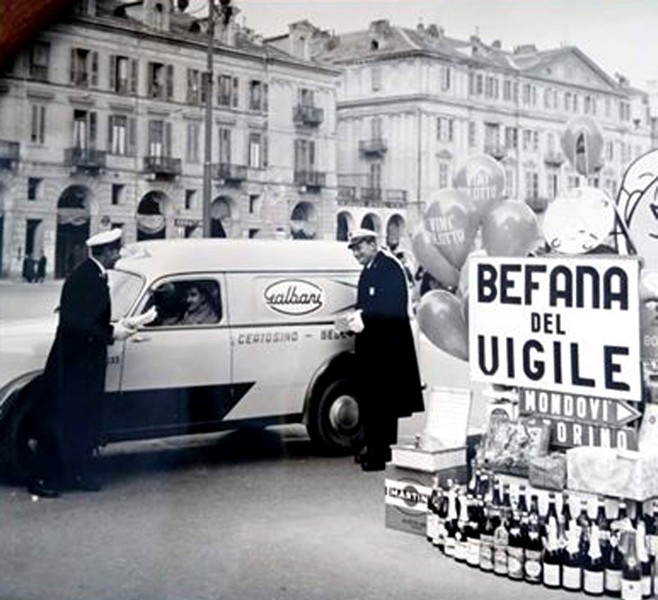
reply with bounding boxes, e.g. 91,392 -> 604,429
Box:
468,256 -> 642,401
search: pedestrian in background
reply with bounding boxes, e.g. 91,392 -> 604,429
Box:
22,254 -> 35,283
346,228 -> 424,472
28,229 -> 137,498
36,252 -> 47,283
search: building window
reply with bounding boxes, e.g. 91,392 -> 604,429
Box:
547,172 -> 559,199
218,74 -> 239,107
148,120 -> 171,157
606,141 -> 614,161
522,84 -> 531,105
186,121 -> 200,163
485,76 -> 498,99
299,88 -> 315,106
371,66 -> 381,91
249,195 -> 259,214
522,130 -> 532,151
525,171 -> 539,199
440,66 -> 451,92
294,138 -> 316,174
505,169 -> 515,198
437,117 -> 454,142
148,62 -> 173,100
30,104 -> 46,144
108,115 -> 135,155
70,47 -> 98,88
186,69 -> 206,105
185,189 -> 196,210
249,80 -> 268,111
219,128 -> 232,164
605,97 -> 611,118
438,161 -> 450,189
111,184 -> 124,205
109,55 -> 137,95
371,117 -> 382,139
29,41 -> 50,81
27,178 -> 41,201
468,121 -> 477,148
248,132 -> 266,168
503,80 -> 512,101
73,109 -> 97,149
533,131 -> 539,152
504,126 -> 517,149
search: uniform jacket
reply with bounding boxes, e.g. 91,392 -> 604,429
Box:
355,250 -> 424,418
40,258 -> 113,446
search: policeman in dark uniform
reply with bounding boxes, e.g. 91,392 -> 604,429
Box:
347,228 -> 424,471
29,229 -> 136,497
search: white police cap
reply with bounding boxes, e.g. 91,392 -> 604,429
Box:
347,227 -> 378,248
86,228 -> 122,248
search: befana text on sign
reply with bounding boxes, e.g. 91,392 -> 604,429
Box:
468,256 -> 642,401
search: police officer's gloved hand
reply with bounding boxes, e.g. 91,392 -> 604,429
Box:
113,319 -> 137,341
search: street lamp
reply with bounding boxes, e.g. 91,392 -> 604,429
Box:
202,0 -> 233,238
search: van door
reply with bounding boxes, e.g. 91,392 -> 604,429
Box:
106,274 -> 236,439
226,270 -> 357,422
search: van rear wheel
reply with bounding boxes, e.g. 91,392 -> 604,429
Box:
0,392 -> 38,484
307,378 -> 363,455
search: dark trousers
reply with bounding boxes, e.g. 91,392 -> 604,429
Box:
360,395 -> 399,460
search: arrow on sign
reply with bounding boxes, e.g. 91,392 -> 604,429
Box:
520,388 -> 641,427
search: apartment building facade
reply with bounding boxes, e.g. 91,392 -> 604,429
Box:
270,20 -> 654,247
0,0 -> 339,278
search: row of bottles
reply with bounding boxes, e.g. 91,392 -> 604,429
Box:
426,472 -> 658,598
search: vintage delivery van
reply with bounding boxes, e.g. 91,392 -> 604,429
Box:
0,239 -> 364,479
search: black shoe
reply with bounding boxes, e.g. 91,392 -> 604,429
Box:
71,474 -> 101,492
354,447 -> 369,465
28,479 -> 60,499
360,459 -> 386,472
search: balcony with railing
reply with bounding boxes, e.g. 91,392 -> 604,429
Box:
65,147 -> 106,173
337,186 -> 407,208
293,105 -> 324,127
144,155 -> 182,178
484,143 -> 507,161
212,163 -> 247,185
358,138 -> 388,157
0,140 -> 20,169
544,151 -> 565,166
294,170 -> 326,191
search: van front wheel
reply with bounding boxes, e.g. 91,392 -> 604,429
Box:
307,378 -> 363,455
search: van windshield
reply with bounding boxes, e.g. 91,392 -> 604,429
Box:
108,270 -> 144,320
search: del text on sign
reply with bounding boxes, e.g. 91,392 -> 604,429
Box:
520,388 -> 641,427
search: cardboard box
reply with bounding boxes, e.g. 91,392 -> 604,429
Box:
567,446 -> 658,501
384,463 -> 467,536
391,444 -> 466,472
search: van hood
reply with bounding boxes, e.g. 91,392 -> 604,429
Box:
0,316 -> 57,392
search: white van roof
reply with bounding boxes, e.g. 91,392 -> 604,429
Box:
117,239 -> 361,278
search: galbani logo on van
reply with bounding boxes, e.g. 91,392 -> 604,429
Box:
264,279 -> 325,316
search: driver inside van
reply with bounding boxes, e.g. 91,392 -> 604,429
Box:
178,283 -> 218,325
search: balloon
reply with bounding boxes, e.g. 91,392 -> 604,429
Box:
422,189 -> 479,270
542,186 -> 615,254
482,200 -> 540,257
561,116 -> 604,177
453,154 -> 506,219
411,227 -> 460,290
417,290 -> 469,361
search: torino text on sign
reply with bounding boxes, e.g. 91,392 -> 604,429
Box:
469,256 -> 643,449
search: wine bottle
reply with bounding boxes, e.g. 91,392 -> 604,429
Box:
621,530 -> 643,600
443,482 -> 459,558
543,514 -> 562,589
466,498 -> 483,568
426,474 -> 441,544
617,502 -> 632,533
468,468 -> 480,497
502,483 -> 512,511
524,499 -> 543,585
584,524 -> 605,596
545,492 -> 558,540
435,480 -> 450,552
517,485 -> 528,515
480,504 -> 496,573
605,532 -> 624,598
595,496 -> 611,562
577,499 -> 591,530
635,520 -> 652,599
454,491 -> 470,562
507,510 -> 525,581
493,509 -> 510,577
478,471 -> 490,501
563,519 -> 584,591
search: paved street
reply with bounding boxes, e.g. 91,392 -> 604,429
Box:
0,281 -> 571,599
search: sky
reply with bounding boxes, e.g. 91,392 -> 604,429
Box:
191,0 -> 658,90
